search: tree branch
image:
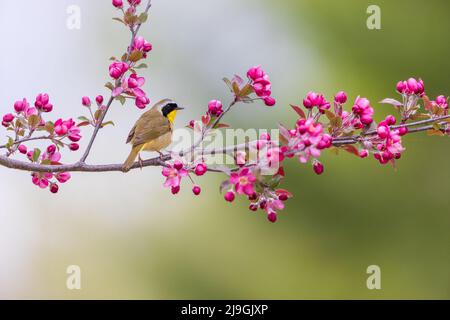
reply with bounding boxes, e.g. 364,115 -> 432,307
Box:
1,117 -> 447,174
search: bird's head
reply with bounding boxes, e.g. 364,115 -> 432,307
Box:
160,100 -> 184,124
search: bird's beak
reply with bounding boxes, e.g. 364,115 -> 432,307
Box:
176,107 -> 184,111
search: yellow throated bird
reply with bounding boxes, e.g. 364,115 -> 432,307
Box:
123,99 -> 183,172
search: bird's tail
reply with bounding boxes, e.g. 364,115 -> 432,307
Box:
123,146 -> 142,172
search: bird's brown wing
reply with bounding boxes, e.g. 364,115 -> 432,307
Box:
131,109 -> 171,147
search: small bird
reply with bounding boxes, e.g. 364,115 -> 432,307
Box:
123,99 -> 184,172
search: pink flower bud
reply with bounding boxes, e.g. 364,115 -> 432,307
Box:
264,96 -> 276,107
109,61 -> 129,80
396,81 -> 406,94
14,99 -> 28,113
313,161 -> 324,175
3,113 -> 14,123
247,66 -> 265,81
359,150 -> 369,158
96,95 -> 104,106
18,144 -> 27,154
50,184 -> 59,194
192,185 -> 201,196
171,186 -> 180,195
208,100 -> 223,116
398,127 -> 408,136
385,115 -> 396,126
377,125 -> 389,139
267,212 -> 277,223
112,0 -> 123,8
334,91 -> 348,104
56,172 -> 71,184
194,163 -> 208,176
47,144 -> 57,155
278,194 -> 288,201
135,96 -> 150,109
249,204 -> 258,211
82,96 -> 91,107
69,143 -> 80,151
224,191 -> 235,202
174,161 -> 184,171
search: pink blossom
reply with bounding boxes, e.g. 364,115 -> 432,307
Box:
112,0 -> 123,8
109,61 -> 129,80
396,78 -> 425,96
194,163 -> 208,176
435,95 -> 448,110
372,116 -> 405,165
162,163 -> 188,190
303,92 -> 330,113
132,36 -> 152,55
351,97 -> 374,127
56,172 -> 71,184
35,93 -> 53,113
82,96 -> 91,107
288,118 -> 333,164
14,99 -> 29,113
54,118 -> 82,142
334,91 -> 348,104
32,172 -> 53,189
247,66 -> 266,81
230,168 -> 257,196
208,100 -> 223,116
3,113 -> 14,123
253,78 -> 271,98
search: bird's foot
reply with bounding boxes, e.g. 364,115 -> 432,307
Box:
138,155 -> 144,170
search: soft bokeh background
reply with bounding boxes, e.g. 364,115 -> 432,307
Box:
0,0 -> 449,299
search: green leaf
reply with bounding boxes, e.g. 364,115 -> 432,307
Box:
78,116 -> 90,122
238,84 -> 254,98
112,17 -> 125,24
32,149 -> 41,163
45,121 -> 55,134
134,63 -> 148,69
115,95 -> 126,106
28,115 -> 40,128
6,137 -> 14,149
129,50 -> 143,63
138,12 -> 148,24
101,121 -> 115,128
105,82 -> 115,91
223,78 -> 233,92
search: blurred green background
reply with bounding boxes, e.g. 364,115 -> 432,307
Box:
0,0 -> 449,299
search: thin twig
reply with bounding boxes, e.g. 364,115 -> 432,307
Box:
79,0 -> 153,163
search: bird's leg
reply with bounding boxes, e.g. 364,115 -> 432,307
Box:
138,154 -> 144,170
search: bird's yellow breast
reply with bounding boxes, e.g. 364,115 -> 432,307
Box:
167,110 -> 178,124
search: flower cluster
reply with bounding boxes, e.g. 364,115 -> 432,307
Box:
247,66 -> 276,107
370,115 -> 406,165
396,78 -> 425,97
303,92 -> 331,113
161,159 -> 209,196
1,93 -> 84,193
287,118 -> 333,167
109,1 -> 153,109
222,167 -> 291,223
